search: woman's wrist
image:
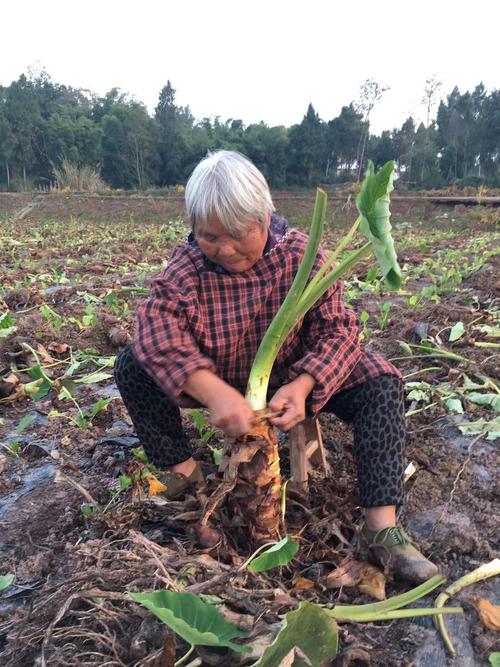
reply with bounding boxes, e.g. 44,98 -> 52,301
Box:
289,373 -> 315,397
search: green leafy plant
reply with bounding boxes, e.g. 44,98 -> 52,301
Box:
242,535 -> 299,573
54,387 -> 113,429
129,576 -> 461,665
40,304 -> 64,331
229,162 -> 402,543
128,590 -> 251,657
359,310 -> 372,340
253,602 -> 338,667
0,574 -> 15,594
188,408 -> 222,465
0,311 -> 16,338
0,413 -> 38,457
377,301 -> 392,330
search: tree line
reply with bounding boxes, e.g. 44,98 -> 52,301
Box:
0,70 -> 499,191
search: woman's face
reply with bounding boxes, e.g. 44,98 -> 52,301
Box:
195,215 -> 270,273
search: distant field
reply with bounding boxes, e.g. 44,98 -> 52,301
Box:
1,190 -> 490,229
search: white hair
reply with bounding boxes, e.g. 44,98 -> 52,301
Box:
185,150 -> 275,233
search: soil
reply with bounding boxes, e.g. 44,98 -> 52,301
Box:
0,197 -> 499,666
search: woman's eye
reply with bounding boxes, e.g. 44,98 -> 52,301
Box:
203,234 -> 216,242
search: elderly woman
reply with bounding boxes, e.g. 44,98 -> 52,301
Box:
115,150 -> 437,584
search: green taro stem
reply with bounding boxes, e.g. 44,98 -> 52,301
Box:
245,189 -> 327,410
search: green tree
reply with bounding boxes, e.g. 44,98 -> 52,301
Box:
326,104 -> 364,181
99,91 -> 158,188
287,104 -> 327,187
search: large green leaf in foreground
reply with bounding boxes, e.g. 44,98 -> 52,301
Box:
253,601 -> 338,666
128,590 -> 251,653
356,160 -> 402,290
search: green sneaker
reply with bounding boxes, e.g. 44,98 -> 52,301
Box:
362,525 -> 439,584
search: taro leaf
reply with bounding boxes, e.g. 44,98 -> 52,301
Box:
489,652 -> 500,667
252,601 -> 338,667
398,341 -> 413,356
26,365 -> 52,399
75,371 -> 113,384
0,312 -> 14,329
211,447 -> 223,466
127,590 -> 251,653
0,574 -> 15,593
407,389 -> 430,402
16,413 -> 37,435
467,393 -> 500,412
356,160 -> 402,290
449,322 -> 465,342
462,374 -> 486,391
248,535 -> 299,573
0,312 -> 16,338
445,398 -> 464,414
90,397 -> 113,419
188,408 -> 207,433
458,417 -> 500,440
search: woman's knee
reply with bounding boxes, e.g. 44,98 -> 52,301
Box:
114,345 -> 146,389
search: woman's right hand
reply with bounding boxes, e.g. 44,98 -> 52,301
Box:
206,387 -> 254,438
182,369 -> 254,438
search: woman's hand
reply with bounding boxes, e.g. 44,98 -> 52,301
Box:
182,369 -> 254,438
268,374 -> 315,431
206,387 -> 255,438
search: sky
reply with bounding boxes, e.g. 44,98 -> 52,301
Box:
2,0 -> 499,134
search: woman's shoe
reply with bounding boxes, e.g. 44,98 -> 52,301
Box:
154,463 -> 204,499
362,525 -> 439,584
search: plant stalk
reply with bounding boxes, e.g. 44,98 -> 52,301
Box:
246,189 -> 327,409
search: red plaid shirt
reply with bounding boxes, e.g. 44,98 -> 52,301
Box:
133,221 -> 401,416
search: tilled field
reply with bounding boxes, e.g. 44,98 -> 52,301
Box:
0,202 -> 499,666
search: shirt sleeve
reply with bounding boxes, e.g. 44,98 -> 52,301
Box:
132,275 -> 216,400
288,276 -> 361,416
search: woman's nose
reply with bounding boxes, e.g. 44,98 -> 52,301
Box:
217,242 -> 237,259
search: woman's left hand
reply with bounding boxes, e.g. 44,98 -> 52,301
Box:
268,374 -> 315,431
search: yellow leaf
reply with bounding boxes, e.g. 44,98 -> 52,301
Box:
145,473 -> 167,497
475,598 -> 500,630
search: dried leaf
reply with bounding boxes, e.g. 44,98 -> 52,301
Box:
475,598 -> 500,630
326,558 -> 386,600
145,473 -> 168,497
0,384 -> 26,403
273,588 -> 295,607
47,342 -> 69,355
278,646 -> 313,666
35,343 -> 55,364
292,576 -> 315,590
159,632 -> 176,667
0,372 -> 20,399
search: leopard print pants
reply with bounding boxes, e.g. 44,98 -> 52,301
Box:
114,345 -> 405,508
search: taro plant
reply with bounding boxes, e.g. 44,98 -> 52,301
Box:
0,413 -> 37,457
53,386 -> 113,429
209,161 -> 402,544
187,408 -> 222,465
129,575 -> 462,666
